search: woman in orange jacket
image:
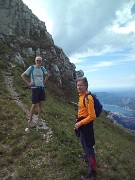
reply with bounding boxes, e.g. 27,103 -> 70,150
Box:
74,77 -> 96,180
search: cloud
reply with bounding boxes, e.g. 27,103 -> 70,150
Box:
129,75 -> 135,80
94,61 -> 114,68
84,61 -> 116,73
22,0 -> 135,89
23,0 -> 135,58
120,74 -> 135,80
22,0 -> 53,33
74,51 -> 135,73
112,21 -> 135,34
40,0 -> 135,57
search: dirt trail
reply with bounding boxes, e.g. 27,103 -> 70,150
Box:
4,72 -> 30,117
3,71 -> 52,140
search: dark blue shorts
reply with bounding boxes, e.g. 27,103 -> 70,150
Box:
32,88 -> 46,104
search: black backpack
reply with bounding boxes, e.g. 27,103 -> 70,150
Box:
83,92 -> 103,117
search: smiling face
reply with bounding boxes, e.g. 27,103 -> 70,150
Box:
35,56 -> 42,67
76,80 -> 87,93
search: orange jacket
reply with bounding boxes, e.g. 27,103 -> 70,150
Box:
78,90 -> 96,126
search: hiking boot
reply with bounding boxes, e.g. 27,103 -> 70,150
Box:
28,121 -> 36,128
81,171 -> 96,180
37,119 -> 43,127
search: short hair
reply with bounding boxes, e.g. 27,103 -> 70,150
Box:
76,77 -> 88,89
35,56 -> 42,61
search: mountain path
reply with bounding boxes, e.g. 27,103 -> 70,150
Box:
3,71 -> 52,142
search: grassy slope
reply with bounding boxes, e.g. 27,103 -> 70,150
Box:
0,63 -> 135,180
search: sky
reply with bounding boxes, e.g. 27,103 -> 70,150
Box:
22,0 -> 135,91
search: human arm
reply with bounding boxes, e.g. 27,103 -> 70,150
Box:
43,74 -> 49,84
21,72 -> 30,85
74,95 -> 96,129
43,70 -> 51,84
21,66 -> 35,87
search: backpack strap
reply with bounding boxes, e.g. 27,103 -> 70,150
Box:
83,92 -> 91,107
84,92 -> 103,117
41,66 -> 45,78
41,66 -> 44,72
30,65 -> 34,82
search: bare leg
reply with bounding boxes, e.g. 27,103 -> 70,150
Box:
37,101 -> 43,126
38,101 -> 43,119
29,104 -> 37,121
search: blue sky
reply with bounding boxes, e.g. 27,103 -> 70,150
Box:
22,0 -> 135,90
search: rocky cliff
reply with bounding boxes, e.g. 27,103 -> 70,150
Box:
0,0 -> 52,40
0,0 -> 84,85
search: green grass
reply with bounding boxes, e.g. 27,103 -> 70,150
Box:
0,63 -> 135,180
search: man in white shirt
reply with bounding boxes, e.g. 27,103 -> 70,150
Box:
21,56 -> 49,127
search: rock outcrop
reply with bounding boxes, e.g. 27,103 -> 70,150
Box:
0,0 -> 83,85
0,0 -> 53,42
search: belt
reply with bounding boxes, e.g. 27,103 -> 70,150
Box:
31,86 -> 44,89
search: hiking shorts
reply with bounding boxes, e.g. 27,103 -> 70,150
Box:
32,87 -> 45,104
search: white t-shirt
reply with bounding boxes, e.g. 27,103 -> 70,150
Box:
24,65 -> 47,87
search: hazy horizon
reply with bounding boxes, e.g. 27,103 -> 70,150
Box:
90,86 -> 135,93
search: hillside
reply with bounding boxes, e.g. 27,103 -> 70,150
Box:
0,60 -> 135,180
0,0 -> 135,179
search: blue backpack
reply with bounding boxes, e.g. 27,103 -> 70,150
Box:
83,92 -> 103,117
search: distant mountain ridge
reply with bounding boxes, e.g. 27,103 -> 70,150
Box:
95,91 -> 135,111
94,90 -> 135,130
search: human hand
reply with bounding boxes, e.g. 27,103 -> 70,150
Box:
74,122 -> 81,129
28,82 -> 35,87
47,72 -> 51,77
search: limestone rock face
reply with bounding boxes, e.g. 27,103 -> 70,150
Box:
0,0 -> 53,43
0,0 -> 84,84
